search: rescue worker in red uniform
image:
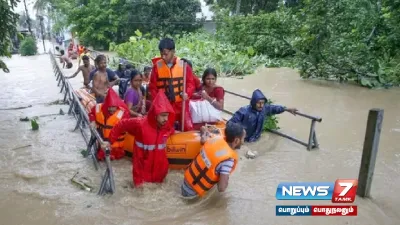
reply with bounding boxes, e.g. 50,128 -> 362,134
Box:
106,90 -> 175,187
149,38 -> 195,131
181,122 -> 246,198
89,89 -> 130,160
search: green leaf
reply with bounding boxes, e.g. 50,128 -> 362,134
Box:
360,77 -> 372,87
134,30 -> 143,37
247,46 -> 255,56
31,119 -> 39,131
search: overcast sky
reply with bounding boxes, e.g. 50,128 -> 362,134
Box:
15,0 -> 213,19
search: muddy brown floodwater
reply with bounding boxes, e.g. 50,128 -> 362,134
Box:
0,48 -> 399,225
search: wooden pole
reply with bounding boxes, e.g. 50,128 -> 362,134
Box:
357,108 -> 384,198
181,62 -> 187,132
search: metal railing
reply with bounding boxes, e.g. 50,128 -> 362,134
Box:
224,90 -> 322,150
50,52 -> 115,195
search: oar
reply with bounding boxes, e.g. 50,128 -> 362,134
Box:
181,62 -> 187,132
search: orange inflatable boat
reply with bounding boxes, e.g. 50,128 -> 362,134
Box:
75,87 -> 227,170
124,121 -> 227,169
75,88 -> 96,113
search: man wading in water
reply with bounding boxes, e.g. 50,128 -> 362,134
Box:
91,55 -> 120,103
65,55 -> 95,88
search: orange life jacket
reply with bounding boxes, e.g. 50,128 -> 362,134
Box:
183,136 -> 238,197
155,57 -> 184,102
95,104 -> 125,148
78,46 -> 84,55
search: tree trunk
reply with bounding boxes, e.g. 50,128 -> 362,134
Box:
235,0 -> 241,14
23,0 -> 33,35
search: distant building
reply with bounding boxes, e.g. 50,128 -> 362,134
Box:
197,0 -> 216,34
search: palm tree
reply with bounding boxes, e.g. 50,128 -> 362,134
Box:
33,0 -> 52,13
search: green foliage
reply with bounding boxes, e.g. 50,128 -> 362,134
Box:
263,99 -> 280,131
205,0 -> 280,15
49,0 -> 202,49
19,36 -> 38,56
216,8 -> 296,58
217,0 -> 400,88
110,31 -> 268,76
128,0 -> 203,37
1,0 -> 20,73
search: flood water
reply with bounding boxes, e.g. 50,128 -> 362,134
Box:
1,44 -> 400,225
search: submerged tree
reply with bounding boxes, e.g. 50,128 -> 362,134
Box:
0,0 -> 20,73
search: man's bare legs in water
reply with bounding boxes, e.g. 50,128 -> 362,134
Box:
92,55 -> 120,103
65,55 -> 95,88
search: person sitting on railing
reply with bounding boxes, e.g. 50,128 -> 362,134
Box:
65,55 -> 95,89
67,42 -> 74,58
228,89 -> 298,142
89,89 -> 130,161
58,49 -> 73,69
149,38 -> 196,131
124,70 -> 151,117
105,90 -> 175,188
90,55 -> 120,103
78,45 -> 84,56
78,48 -> 94,66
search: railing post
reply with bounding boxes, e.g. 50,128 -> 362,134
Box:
60,78 -> 65,93
63,86 -> 69,102
357,108 -> 384,198
68,101 -> 74,115
57,73 -> 62,86
74,115 -> 82,131
307,120 -> 317,150
312,130 -> 319,148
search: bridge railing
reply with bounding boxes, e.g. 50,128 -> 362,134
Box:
223,90 -> 322,150
50,52 -> 115,195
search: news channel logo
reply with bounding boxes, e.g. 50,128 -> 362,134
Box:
275,179 -> 358,216
275,179 -> 358,202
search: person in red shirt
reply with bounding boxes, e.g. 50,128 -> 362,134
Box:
149,38 -> 195,131
191,68 -> 225,130
105,90 -> 175,187
181,58 -> 202,92
89,89 -> 130,160
196,68 -> 225,110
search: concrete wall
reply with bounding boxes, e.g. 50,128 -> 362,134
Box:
203,21 -> 217,34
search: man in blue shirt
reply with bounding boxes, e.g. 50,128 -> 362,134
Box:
228,89 -> 298,142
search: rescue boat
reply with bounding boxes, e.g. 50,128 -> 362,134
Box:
123,121 -> 226,169
75,88 -> 227,169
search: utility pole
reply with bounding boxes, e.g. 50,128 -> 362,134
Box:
39,16 -> 46,53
